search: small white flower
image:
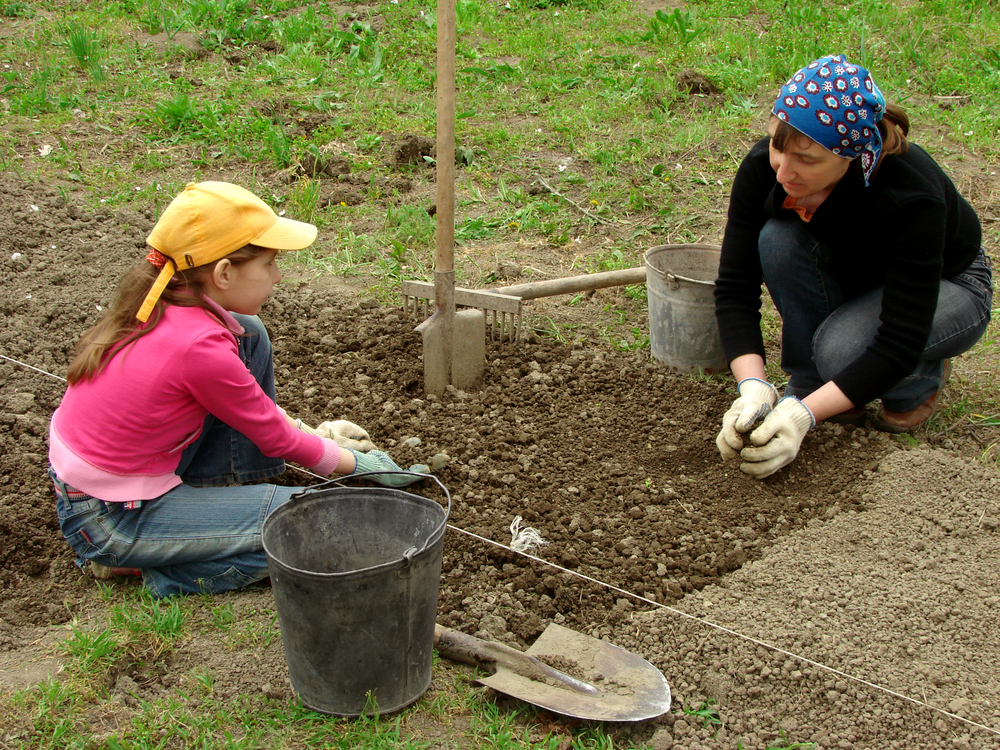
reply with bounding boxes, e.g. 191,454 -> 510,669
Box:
676,163 -> 682,169
38,145 -> 52,156
11,252 -> 21,260
134,186 -> 141,191
965,130 -> 973,136
558,164 -> 566,172
29,204 -> 38,211
100,198 -> 106,203
279,209 -> 286,216
26,294 -> 32,299
535,128 -> 541,133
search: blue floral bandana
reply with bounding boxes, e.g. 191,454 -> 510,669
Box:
772,54 -> 886,186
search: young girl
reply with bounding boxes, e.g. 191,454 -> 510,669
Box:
49,181 -> 428,597
714,54 -> 993,478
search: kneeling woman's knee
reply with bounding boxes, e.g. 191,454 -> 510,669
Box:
758,217 -> 812,271
812,314 -> 870,381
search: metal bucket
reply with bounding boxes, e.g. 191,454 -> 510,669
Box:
644,244 -> 728,374
262,475 -> 451,717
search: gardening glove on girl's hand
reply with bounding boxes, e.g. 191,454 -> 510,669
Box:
299,419 -> 378,452
739,396 -> 815,479
349,449 -> 431,488
716,378 -> 779,460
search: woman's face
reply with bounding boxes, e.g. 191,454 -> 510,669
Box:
767,119 -> 853,200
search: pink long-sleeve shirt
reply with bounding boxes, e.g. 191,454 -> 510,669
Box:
49,300 -> 342,502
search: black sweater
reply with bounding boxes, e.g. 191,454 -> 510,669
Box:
714,136 -> 982,407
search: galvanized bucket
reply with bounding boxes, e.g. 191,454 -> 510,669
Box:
645,244 -> 728,374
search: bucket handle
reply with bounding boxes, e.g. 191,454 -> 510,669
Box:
291,471 -> 452,561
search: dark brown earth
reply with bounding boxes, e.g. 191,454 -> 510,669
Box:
2,172 -> 999,749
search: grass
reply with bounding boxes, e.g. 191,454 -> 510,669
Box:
2,588 -> 642,749
2,0 -> 999,747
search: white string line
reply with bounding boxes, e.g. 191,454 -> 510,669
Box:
0,353 -> 66,381
6,353 -> 998,736
447,525 -> 1000,738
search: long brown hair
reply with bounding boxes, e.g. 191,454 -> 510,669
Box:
66,245 -> 267,384
770,102 -> 910,177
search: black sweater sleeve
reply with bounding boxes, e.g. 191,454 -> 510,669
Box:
714,137 -> 778,366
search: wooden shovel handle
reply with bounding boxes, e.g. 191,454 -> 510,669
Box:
434,624 -> 598,695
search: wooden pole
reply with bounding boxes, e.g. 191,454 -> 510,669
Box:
434,0 -> 456,378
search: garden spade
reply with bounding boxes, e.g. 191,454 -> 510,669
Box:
434,623 -> 671,722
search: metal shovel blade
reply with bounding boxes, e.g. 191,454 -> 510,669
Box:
434,623 -> 671,722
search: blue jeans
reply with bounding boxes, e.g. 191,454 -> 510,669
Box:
760,217 -> 993,411
52,314 -> 305,598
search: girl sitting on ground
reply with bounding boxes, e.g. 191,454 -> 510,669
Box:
49,181 -> 427,597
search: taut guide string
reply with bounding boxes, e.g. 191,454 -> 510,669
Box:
3,351 -> 996,738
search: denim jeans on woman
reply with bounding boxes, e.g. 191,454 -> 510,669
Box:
759,216 -> 993,411
52,314 -> 305,598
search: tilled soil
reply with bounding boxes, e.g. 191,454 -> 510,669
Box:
2,174 -> 999,749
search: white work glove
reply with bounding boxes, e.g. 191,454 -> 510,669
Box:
299,419 -> 378,452
716,378 -> 779,460
349,449 -> 431,488
739,396 -> 815,479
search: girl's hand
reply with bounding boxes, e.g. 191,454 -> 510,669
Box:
349,449 -> 430,488
299,419 -> 378,452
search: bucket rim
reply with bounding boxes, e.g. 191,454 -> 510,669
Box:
262,476 -> 451,580
644,243 -> 721,286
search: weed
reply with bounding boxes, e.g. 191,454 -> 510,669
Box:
258,117 -> 293,169
61,625 -> 121,674
286,178 -> 322,225
62,21 -> 105,82
762,730 -> 819,749
644,8 -> 710,45
682,698 -> 723,730
1,1 -> 33,17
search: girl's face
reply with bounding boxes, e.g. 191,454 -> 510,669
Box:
767,119 -> 853,200
214,249 -> 282,315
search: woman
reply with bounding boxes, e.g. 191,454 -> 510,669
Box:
714,54 -> 993,478
49,182 -> 429,597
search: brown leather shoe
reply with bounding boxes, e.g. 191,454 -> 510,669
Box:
872,359 -> 952,434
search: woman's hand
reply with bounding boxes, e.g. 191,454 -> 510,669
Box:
739,397 -> 815,478
717,377 -> 779,460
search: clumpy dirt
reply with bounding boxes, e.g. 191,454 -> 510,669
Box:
2,171 -> 1000,750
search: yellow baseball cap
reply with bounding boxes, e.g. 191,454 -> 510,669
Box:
137,181 -> 317,322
